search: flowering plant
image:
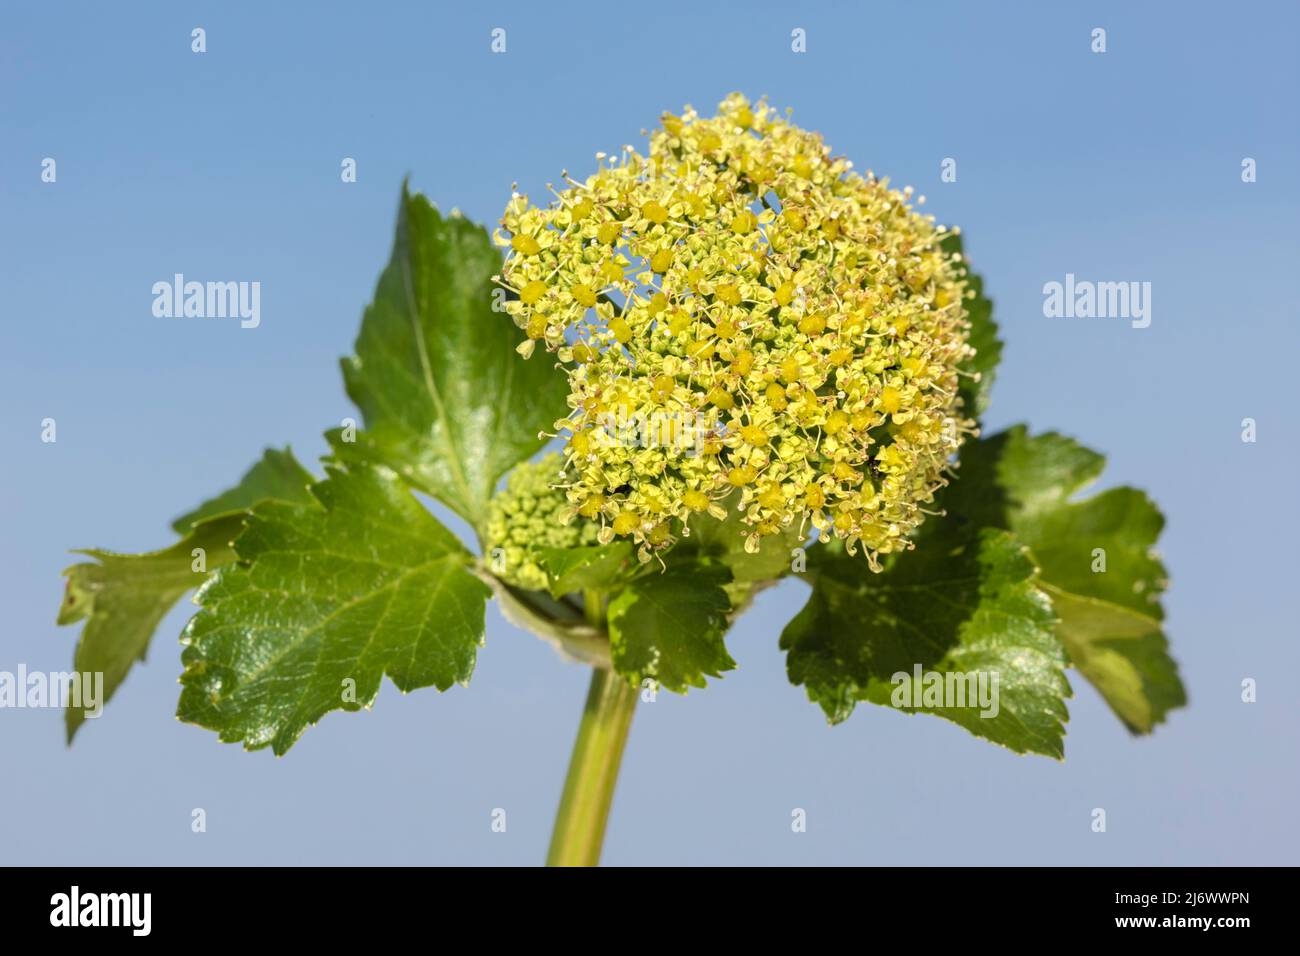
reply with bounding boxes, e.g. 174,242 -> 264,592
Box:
57,96 -> 1183,866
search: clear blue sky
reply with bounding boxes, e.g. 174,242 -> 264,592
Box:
2,0 -> 1297,865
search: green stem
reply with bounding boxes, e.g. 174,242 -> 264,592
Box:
582,589 -> 604,629
545,593 -> 637,867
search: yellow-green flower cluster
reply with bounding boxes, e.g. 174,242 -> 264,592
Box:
496,94 -> 976,564
485,454 -> 600,591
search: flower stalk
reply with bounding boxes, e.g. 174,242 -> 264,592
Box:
545,592 -> 638,867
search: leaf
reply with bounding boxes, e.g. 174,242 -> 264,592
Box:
680,501 -> 807,588
537,542 -> 640,599
606,562 -> 735,693
58,515 -> 243,742
57,448 -> 319,742
329,184 -> 569,537
941,232 -> 1001,418
171,447 -> 315,533
950,428 -> 1184,732
177,463 -> 490,754
780,425 -> 1182,752
782,528 -> 1070,757
671,498 -> 809,618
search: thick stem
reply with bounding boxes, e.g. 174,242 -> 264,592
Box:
545,593 -> 637,867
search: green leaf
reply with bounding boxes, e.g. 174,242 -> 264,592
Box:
177,463 -> 490,754
537,542 -> 640,599
58,515 -> 243,742
782,528 -> 1070,757
951,428 -> 1184,733
57,448 -> 319,742
780,425 -> 1182,752
329,184 -> 569,537
941,232 -> 1001,418
671,498 -> 808,619
679,501 -> 807,588
171,447 -> 315,533
607,562 -> 735,693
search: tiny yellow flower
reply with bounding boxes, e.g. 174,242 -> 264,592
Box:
728,465 -> 757,487
730,210 -> 757,235
608,317 -> 632,343
798,314 -> 826,336
683,489 -> 711,512
611,511 -> 641,536
707,386 -> 734,409
715,283 -> 742,306
642,200 -> 669,224
511,234 -> 541,255
519,280 -> 547,305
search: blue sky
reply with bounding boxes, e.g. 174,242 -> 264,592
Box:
1,0 -> 1297,864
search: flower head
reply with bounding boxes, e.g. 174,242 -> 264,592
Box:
485,454 -> 600,590
497,94 -> 976,565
